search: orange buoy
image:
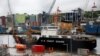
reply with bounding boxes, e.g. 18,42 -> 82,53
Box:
16,44 -> 26,51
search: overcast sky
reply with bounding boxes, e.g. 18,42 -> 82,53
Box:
0,0 -> 100,16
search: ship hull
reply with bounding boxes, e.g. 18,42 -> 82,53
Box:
36,37 -> 96,51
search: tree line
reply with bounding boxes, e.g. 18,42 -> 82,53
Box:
84,10 -> 100,18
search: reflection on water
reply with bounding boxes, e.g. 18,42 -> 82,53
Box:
0,35 -> 100,54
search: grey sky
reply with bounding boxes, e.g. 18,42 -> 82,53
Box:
0,0 -> 100,16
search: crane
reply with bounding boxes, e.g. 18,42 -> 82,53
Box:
83,0 -> 89,11
48,0 -> 56,14
7,0 -> 15,33
42,0 -> 56,24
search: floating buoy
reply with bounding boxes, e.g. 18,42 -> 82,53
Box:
16,44 -> 26,51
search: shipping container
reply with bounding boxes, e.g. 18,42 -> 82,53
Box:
94,22 -> 100,35
85,24 -> 98,34
0,16 -> 6,27
0,26 -> 6,34
32,22 -> 41,26
29,14 -> 37,26
53,15 -> 59,23
37,14 -> 42,25
6,14 -> 13,27
97,25 -> 100,35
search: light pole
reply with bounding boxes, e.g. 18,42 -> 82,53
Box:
92,9 -> 94,21
92,2 -> 97,21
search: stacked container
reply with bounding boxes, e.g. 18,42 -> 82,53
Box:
0,16 -> 6,27
85,24 -> 98,34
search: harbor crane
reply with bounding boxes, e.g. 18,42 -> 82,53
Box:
42,0 -> 56,24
